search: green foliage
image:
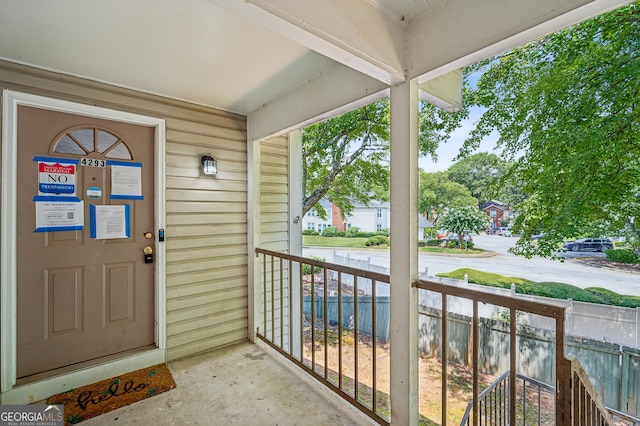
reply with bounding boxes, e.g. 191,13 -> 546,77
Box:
584,287 -> 640,308
437,206 -> 491,239
437,268 -> 640,307
302,229 -> 319,236
451,4 -> 640,258
302,256 -> 325,275
446,152 -> 524,205
345,226 -> 360,237
426,239 -> 441,246
419,171 -> 477,221
302,100 -> 392,218
605,249 -> 639,264
446,241 -> 457,249
365,235 -> 390,246
321,226 -> 337,237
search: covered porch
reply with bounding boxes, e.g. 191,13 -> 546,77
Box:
81,341 -> 376,425
0,0 -> 634,424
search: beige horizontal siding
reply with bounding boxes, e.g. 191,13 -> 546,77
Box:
0,60 -> 249,362
259,136 -> 289,253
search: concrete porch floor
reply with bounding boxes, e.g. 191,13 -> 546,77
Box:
82,341 -> 378,425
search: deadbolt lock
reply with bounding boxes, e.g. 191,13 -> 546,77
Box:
143,246 -> 153,264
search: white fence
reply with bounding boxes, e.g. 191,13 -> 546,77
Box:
333,252 -> 640,348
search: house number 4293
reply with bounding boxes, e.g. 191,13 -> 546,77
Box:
80,158 -> 106,168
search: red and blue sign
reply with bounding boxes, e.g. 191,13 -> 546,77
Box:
34,157 -> 78,196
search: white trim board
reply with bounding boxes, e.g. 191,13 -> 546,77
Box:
0,90 -> 167,402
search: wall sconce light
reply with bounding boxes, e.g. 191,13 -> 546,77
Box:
201,155 -> 217,176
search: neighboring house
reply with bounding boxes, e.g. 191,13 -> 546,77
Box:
419,216 -> 435,240
332,200 -> 390,233
302,199 -> 332,232
481,200 -> 509,229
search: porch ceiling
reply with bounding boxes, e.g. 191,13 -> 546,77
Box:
0,0 -> 632,139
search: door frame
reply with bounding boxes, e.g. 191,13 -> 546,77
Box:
1,90 -> 167,403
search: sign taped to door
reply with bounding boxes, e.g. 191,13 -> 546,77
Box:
33,196 -> 84,232
89,204 -> 131,239
108,161 -> 143,200
33,156 -> 78,196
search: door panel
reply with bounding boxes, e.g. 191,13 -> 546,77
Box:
16,105 -> 155,379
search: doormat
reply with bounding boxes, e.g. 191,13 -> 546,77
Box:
46,363 -> 176,424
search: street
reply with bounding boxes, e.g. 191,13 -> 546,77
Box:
303,234 -> 640,296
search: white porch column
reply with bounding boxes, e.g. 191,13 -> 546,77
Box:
248,139 -> 261,343
288,129 -> 303,357
389,81 -> 419,425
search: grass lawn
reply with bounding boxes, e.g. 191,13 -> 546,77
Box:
438,268 -> 640,308
303,236 -> 485,254
303,235 -> 371,248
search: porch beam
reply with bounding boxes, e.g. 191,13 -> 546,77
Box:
407,0 -> 632,84
418,70 -> 462,113
210,0 -> 406,85
389,80 -> 419,425
247,63 -> 388,143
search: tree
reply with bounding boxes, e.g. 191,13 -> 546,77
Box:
454,3 -> 640,257
438,206 -> 491,245
447,152 -> 506,201
418,171 -> 477,223
303,99 -> 447,218
302,100 -> 390,218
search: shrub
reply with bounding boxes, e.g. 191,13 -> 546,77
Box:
365,235 -> 390,246
418,240 -> 426,247
302,229 -> 319,236
345,226 -> 360,237
302,256 -> 325,275
614,241 -> 626,248
447,241 -> 457,249
356,231 -> 376,238
426,239 -> 440,246
321,226 -> 337,237
375,228 -> 390,237
337,231 -> 346,237
465,241 -> 474,249
605,249 -> 639,264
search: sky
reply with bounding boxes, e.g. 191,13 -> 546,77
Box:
418,107 -> 499,173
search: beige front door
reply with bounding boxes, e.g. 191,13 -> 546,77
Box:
16,105 -> 156,379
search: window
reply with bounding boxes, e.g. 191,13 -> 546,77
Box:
376,208 -> 382,218
307,223 -> 315,231
490,208 -> 497,218
53,127 -> 132,160
307,211 -> 316,217
376,224 -> 382,231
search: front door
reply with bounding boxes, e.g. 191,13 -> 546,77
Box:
16,105 -> 156,379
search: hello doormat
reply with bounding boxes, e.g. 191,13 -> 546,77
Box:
46,364 -> 176,424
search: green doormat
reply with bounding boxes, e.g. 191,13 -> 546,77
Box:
46,364 -> 176,424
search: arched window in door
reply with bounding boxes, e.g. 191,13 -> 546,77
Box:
51,126 -> 133,160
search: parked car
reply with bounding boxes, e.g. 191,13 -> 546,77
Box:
495,227 -> 510,236
562,238 -> 613,252
446,233 -> 473,242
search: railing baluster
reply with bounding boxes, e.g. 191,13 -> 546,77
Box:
338,270 -> 343,390
263,253 -> 267,338
311,264 -> 315,370
289,258 -> 293,354
279,257 -> 284,348
372,279 -> 377,414
323,266 -> 328,379
472,300 -> 478,426
299,261 -> 303,362
442,295 -> 448,426
271,255 -> 275,342
354,275 -> 359,401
